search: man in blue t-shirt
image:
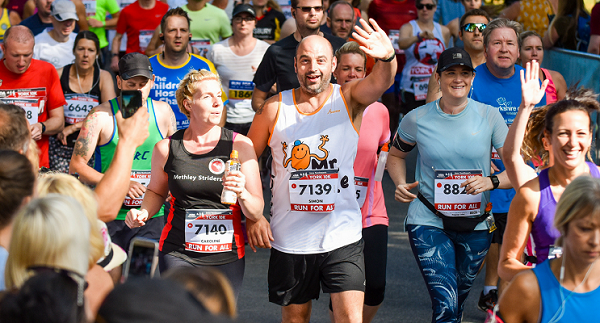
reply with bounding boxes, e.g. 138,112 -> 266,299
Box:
470,17 -> 546,312
148,8 -> 227,130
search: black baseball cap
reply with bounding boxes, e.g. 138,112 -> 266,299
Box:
437,47 -> 474,73
118,53 -> 153,80
232,4 -> 256,18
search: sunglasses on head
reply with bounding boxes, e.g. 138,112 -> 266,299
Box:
296,5 -> 323,12
462,23 -> 487,33
416,3 -> 435,10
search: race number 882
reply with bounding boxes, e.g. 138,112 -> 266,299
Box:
443,183 -> 467,195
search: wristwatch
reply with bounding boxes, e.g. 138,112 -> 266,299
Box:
488,175 -> 499,190
40,122 -> 46,134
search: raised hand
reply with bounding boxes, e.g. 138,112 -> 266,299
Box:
352,18 -> 395,61
520,60 -> 549,109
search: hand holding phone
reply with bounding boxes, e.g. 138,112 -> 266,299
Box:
120,90 -> 143,118
123,237 -> 159,280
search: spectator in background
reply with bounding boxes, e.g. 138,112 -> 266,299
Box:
20,0 -> 85,36
543,0 -> 591,52
4,195 -> 91,320
0,270 -> 88,323
110,0 -> 168,72
367,0 -> 416,137
145,0 -> 232,57
251,0 -> 287,43
83,0 -> 120,68
426,8 -> 490,103
0,26 -> 66,169
251,0 -> 345,111
207,4 -> 270,135
500,0 -> 557,37
33,0 -> 78,68
0,150 -> 35,291
149,7 -> 226,131
588,1 -> 599,54
398,0 -> 450,114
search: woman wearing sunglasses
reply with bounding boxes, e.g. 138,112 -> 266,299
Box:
398,0 -> 451,115
446,0 -> 482,47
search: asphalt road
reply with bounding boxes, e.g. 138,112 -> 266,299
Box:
237,148 -> 488,323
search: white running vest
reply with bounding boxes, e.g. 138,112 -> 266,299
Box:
269,84 -> 362,254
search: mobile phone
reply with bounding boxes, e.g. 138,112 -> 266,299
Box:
120,90 -> 143,118
123,237 -> 159,280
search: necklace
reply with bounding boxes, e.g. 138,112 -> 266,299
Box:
75,63 -> 99,97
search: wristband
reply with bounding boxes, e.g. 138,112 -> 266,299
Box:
417,34 -> 423,42
40,122 -> 46,134
488,175 -> 499,190
102,21 -> 106,27
380,52 -> 395,63
112,53 -> 119,57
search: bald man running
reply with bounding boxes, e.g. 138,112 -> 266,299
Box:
247,19 -> 396,323
0,25 -> 66,169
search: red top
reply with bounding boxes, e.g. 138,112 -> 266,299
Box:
0,59 -> 66,168
368,0 -> 417,34
116,0 -> 169,54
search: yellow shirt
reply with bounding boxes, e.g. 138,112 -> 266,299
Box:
517,0 -> 555,37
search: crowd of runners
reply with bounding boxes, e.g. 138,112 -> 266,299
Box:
0,0 -> 599,322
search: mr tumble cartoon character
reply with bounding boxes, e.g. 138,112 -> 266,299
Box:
282,135 -> 329,170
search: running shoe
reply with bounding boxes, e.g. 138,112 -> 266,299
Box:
477,289 -> 498,312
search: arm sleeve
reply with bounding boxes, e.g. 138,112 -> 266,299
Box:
397,109 -> 417,145
488,106 -> 509,150
107,0 -> 120,15
252,46 -> 278,93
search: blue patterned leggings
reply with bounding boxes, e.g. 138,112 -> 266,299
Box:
407,225 -> 492,323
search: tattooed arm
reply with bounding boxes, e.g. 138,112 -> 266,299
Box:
69,103 -> 112,185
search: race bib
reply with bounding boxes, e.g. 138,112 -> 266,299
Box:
119,0 -> 135,9
64,94 -> 99,124
289,169 -> 338,213
139,30 -> 153,52
388,30 -> 404,55
123,170 -> 150,207
185,209 -> 234,253
413,80 -> 429,101
434,169 -> 483,217
491,147 -> 500,160
82,0 -> 96,17
190,39 -> 211,57
228,80 -> 254,100
355,177 -> 368,208
0,98 -> 41,124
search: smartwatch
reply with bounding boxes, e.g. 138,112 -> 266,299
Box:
40,122 -> 46,134
488,175 -> 499,190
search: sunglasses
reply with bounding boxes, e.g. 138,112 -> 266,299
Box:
416,3 -> 435,10
462,23 -> 487,33
296,6 -> 323,13
232,16 -> 256,23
